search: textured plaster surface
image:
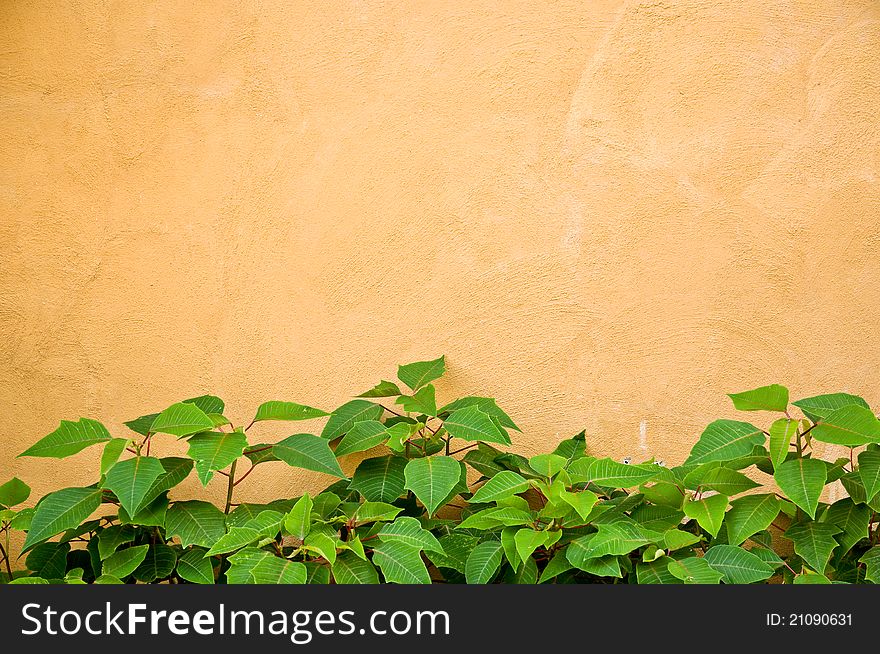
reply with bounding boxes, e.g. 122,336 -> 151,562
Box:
1,1 -> 879,513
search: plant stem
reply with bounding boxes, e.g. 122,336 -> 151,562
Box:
0,536 -> 12,580
448,443 -> 479,456
233,463 -> 256,487
224,460 -> 238,514
380,404 -> 404,417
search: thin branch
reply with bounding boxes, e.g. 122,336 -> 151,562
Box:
0,539 -> 12,579
233,463 -> 257,487
224,460 -> 238,514
380,404 -> 404,418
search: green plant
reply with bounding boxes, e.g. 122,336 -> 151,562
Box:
1,360 -> 879,584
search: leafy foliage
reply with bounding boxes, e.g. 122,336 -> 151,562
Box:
2,369 -> 879,585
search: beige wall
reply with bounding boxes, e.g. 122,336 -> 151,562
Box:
2,1 -> 879,512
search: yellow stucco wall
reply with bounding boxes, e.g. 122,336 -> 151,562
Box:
2,1 -> 879,515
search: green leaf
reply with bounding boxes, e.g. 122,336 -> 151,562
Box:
321,400 -> 384,440
630,504 -> 684,532
774,458 -> 826,519
465,540 -> 504,584
514,529 -> 548,564
103,456 -> 166,517
508,550 -> 540,584
133,457 -> 193,514
252,401 -> 329,424
100,439 -> 129,477
283,494 -> 313,540
685,420 -> 765,466
334,421 -> 388,457
539,551 -> 575,583
227,548 -> 306,584
427,534 -> 480,573
26,542 -> 71,579
572,555 -> 623,578
667,557 -> 723,584
696,467 -> 759,496
498,528 -> 531,572
134,543 -> 177,583
226,502 -> 291,527
23,487 -> 103,552
357,380 -> 402,398
724,494 -> 781,546
703,545 -> 773,584
397,355 -> 445,391
396,385 -> 437,416
176,548 -> 215,584
304,532 -> 338,565
349,455 -> 407,503
529,454 -> 567,478
123,414 -> 159,437
457,507 -> 533,529
792,393 -> 870,423
794,572 -> 831,584
93,575 -> 124,585
373,541 -> 431,584
824,498 -> 871,555
858,450 -> 880,502
355,501 -> 402,524
840,471 -> 872,505
636,559 -> 683,584
187,431 -> 248,478
440,397 -> 520,432
443,405 -> 509,445
768,418 -> 798,471
378,516 -> 444,553
683,495 -> 728,537
274,434 -> 346,478
165,501 -> 227,548
404,456 -> 463,516
640,481 -> 686,509
240,510 -> 284,537
0,477 -> 30,507
205,528 -> 262,556
332,552 -> 379,584
383,421 -> 417,453
150,402 -> 214,437
470,471 -> 529,503
103,545 -> 149,579
810,405 -> 880,446
552,431 -> 587,462
750,544 -> 785,569
560,489 -> 599,521
664,530 -> 701,551
728,384 -> 789,412
569,457 -> 658,488
784,522 -> 840,574
859,547 -> 880,583
183,395 -> 225,415
567,522 -> 651,562
118,493 -> 168,527
19,418 -> 112,458
7,510 -> 31,534
97,525 -> 136,559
